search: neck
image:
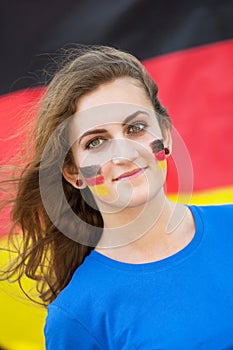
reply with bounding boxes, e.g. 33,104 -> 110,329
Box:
104,189 -> 166,226
95,198 -> 195,263
96,189 -> 187,248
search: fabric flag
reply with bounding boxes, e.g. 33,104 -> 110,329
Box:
0,1 -> 232,349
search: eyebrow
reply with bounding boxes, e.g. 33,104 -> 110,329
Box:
122,110 -> 149,126
78,110 -> 149,144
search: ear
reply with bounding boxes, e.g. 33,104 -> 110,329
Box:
62,166 -> 87,190
162,127 -> 172,156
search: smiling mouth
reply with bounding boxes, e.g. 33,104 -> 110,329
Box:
114,167 -> 146,182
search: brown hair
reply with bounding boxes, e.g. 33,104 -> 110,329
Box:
0,45 -> 171,306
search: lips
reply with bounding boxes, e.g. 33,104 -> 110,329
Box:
113,167 -> 146,181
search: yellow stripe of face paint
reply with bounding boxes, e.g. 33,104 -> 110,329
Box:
158,160 -> 167,171
89,184 -> 109,196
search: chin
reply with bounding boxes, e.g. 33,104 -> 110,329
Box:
127,193 -> 161,209
97,186 -> 163,212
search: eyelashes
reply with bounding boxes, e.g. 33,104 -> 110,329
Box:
84,121 -> 149,150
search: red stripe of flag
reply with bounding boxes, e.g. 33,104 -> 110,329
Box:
143,39 -> 233,192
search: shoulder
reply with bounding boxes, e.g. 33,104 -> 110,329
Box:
45,303 -> 104,349
189,204 -> 233,222
189,204 -> 233,240
50,252 -> 110,311
46,250 -> 122,325
45,253 -> 111,349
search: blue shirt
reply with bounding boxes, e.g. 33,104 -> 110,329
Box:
45,205 -> 233,349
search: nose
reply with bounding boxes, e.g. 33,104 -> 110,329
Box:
111,139 -> 139,165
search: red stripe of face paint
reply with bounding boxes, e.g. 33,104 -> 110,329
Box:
85,175 -> 105,186
155,150 -> 166,161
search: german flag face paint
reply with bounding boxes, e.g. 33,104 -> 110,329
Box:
80,165 -> 109,196
150,139 -> 167,171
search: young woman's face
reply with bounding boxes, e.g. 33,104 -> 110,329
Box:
69,77 -> 170,210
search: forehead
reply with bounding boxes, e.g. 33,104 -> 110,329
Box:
77,77 -> 152,112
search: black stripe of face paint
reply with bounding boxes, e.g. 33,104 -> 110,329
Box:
150,139 -> 164,154
80,164 -> 101,178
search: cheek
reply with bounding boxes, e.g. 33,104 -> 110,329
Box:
80,164 -> 110,196
150,139 -> 167,171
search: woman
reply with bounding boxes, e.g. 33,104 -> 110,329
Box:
2,46 -> 233,349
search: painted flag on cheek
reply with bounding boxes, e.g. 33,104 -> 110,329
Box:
80,165 -> 109,196
150,139 -> 167,171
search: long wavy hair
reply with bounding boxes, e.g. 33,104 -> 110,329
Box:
0,45 -> 172,306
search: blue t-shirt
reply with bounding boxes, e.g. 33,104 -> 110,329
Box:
45,205 -> 233,349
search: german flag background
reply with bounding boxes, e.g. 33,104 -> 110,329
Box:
0,1 -> 233,349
